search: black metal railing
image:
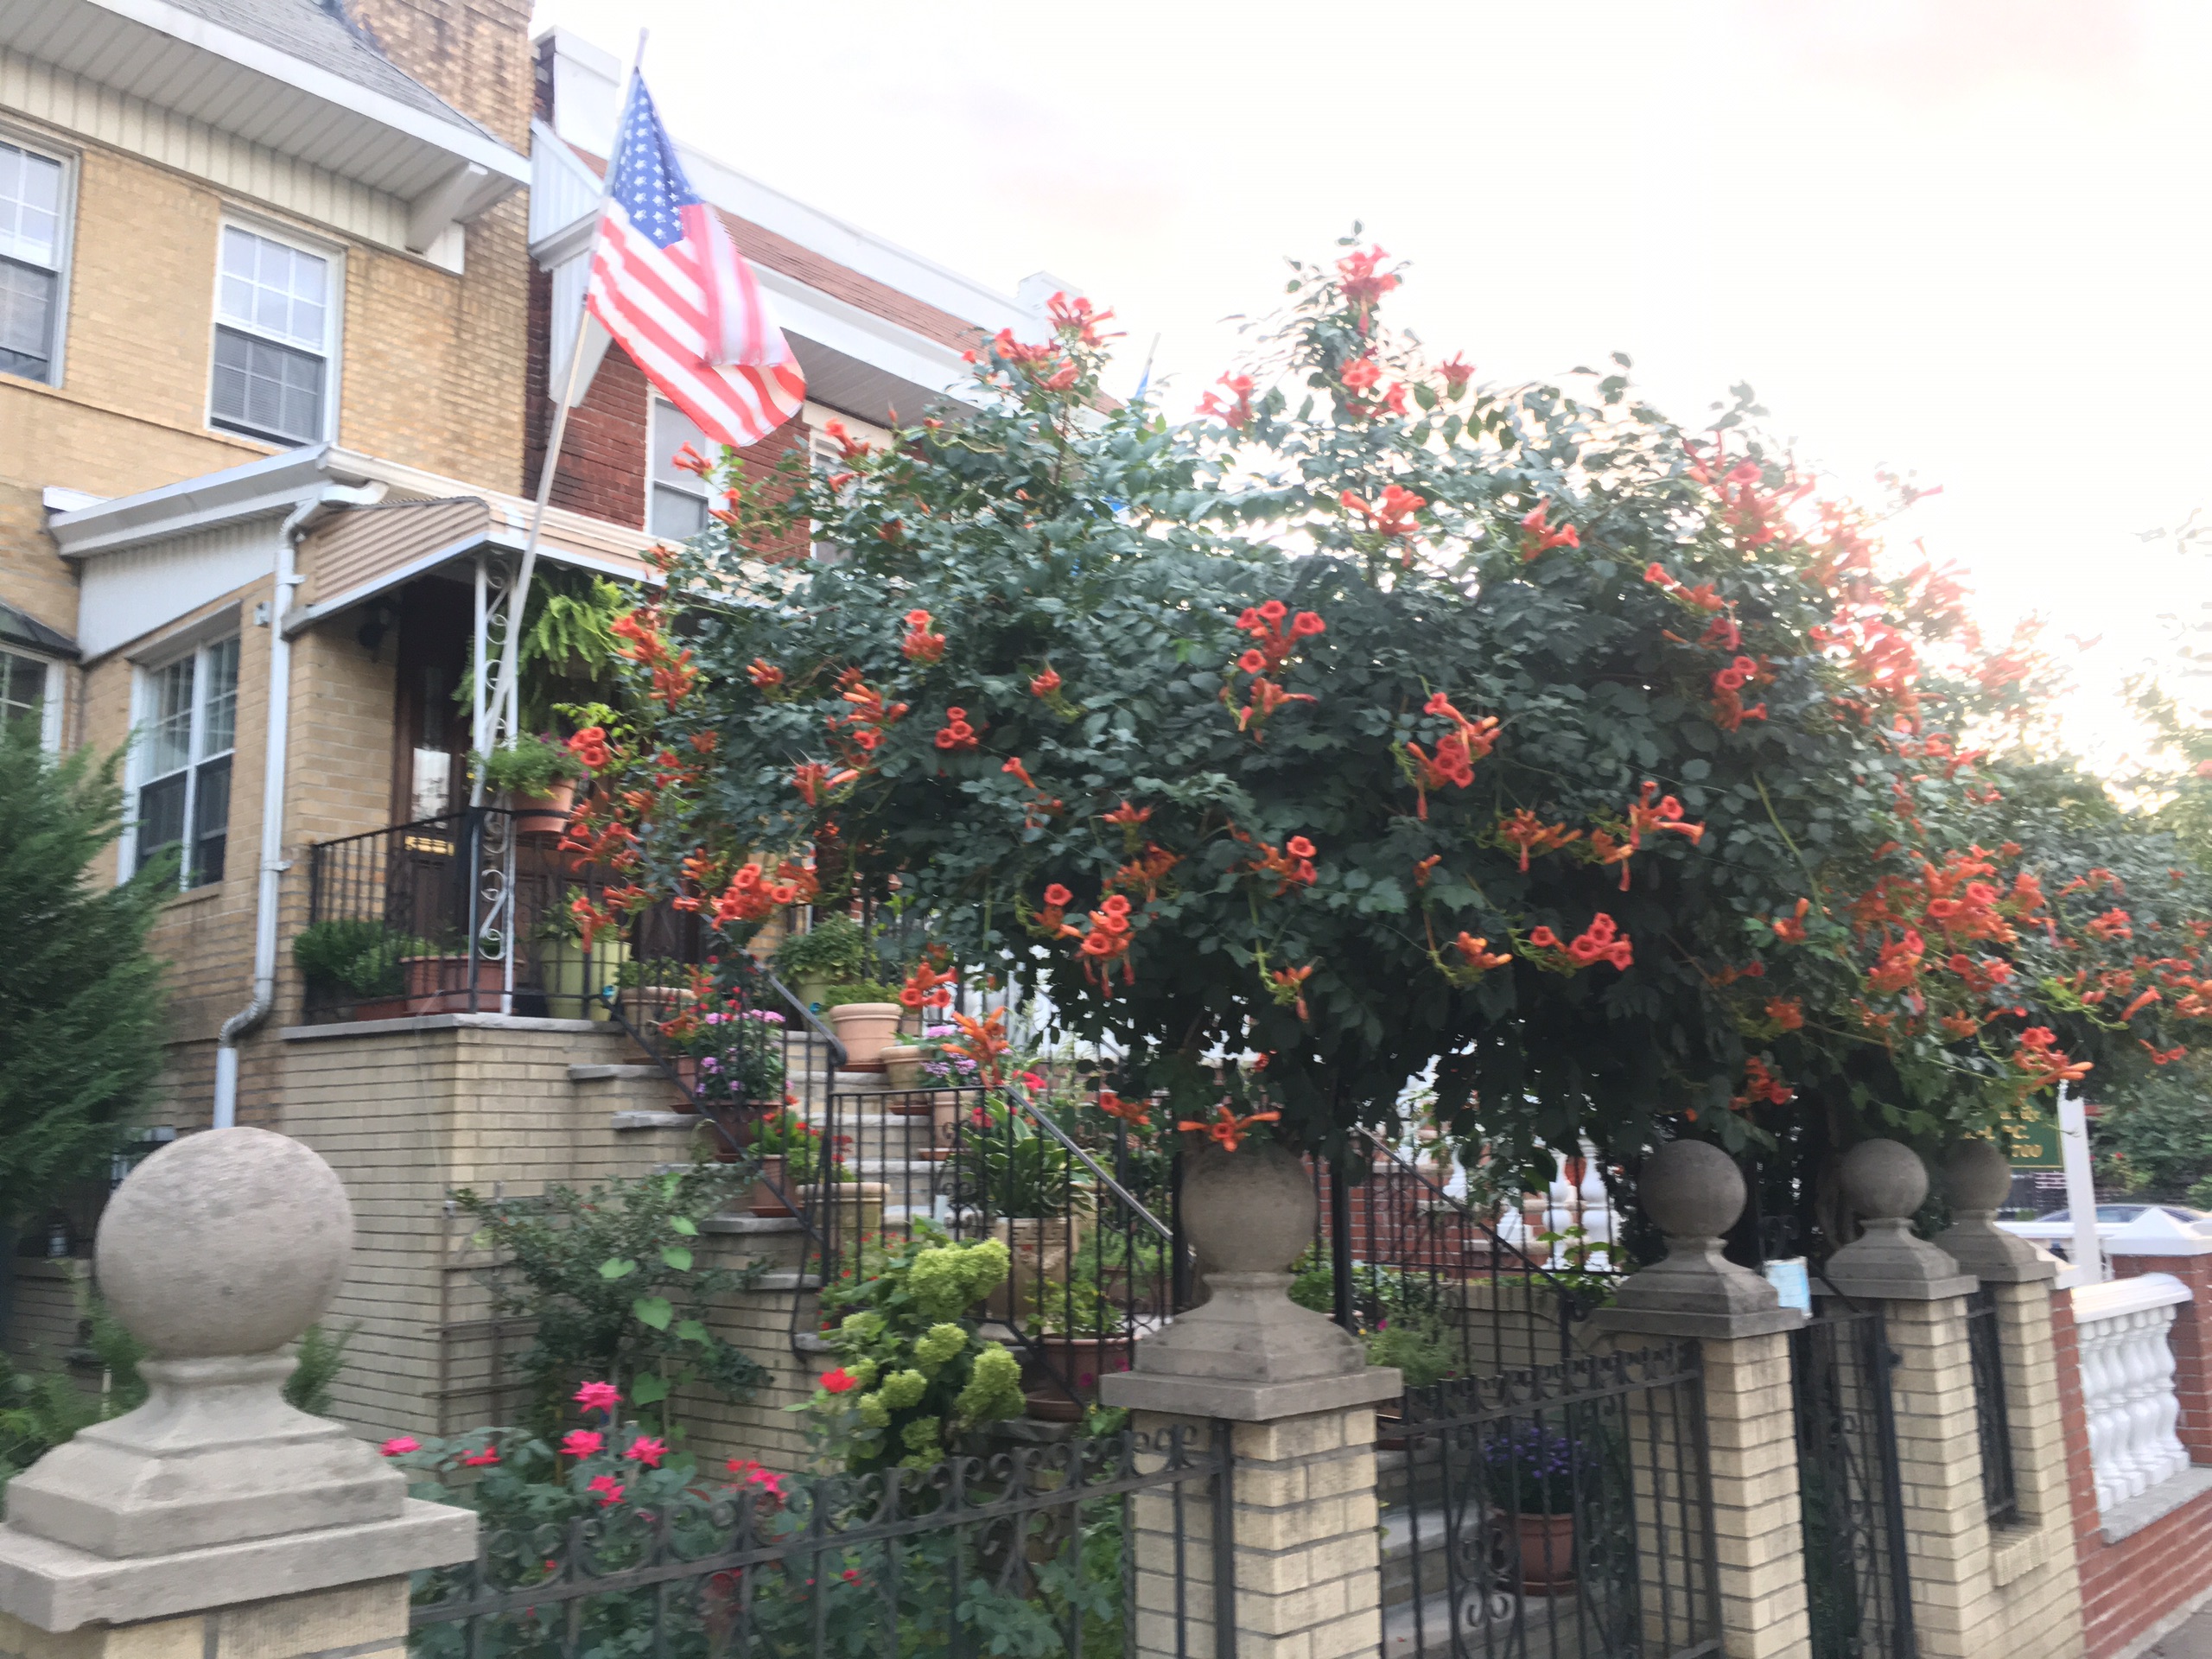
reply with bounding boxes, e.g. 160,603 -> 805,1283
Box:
1964,1286 -> 2019,1525
300,807 -> 849,1157
408,1423 -> 1234,1659
1379,1342 -> 1718,1659
794,1080 -> 1176,1419
1791,1301 -> 1916,1659
1314,1133 -> 1620,1386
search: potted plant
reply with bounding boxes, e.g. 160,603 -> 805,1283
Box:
1364,1316 -> 1459,1449
1483,1421 -> 1589,1593
747,1108 -> 820,1215
822,981 -> 903,1071
771,915 -> 869,1015
472,734 -> 587,836
534,889 -> 628,1020
1020,1277 -> 1126,1422
399,944 -> 507,1014
291,920 -> 433,1020
957,1095 -> 1086,1318
683,1002 -> 788,1115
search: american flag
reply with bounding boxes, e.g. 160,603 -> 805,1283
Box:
586,75 -> 804,451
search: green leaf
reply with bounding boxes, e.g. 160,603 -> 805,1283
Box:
669,1217 -> 699,1236
600,1258 -> 638,1281
632,1295 -> 674,1331
676,1319 -> 711,1344
660,1244 -> 695,1273
632,1373 -> 670,1405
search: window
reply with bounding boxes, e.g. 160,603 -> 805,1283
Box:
210,226 -> 331,445
649,398 -> 711,538
0,648 -> 58,749
0,140 -> 67,384
134,637 -> 238,888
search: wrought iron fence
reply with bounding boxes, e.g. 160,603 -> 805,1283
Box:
1963,1287 -> 2018,1524
1313,1134 -> 1619,1385
1378,1342 -> 1717,1659
1790,1302 -> 1916,1659
408,1423 -> 1234,1659
794,1082 -> 1176,1420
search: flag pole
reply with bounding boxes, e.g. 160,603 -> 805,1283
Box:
482,29 -> 649,789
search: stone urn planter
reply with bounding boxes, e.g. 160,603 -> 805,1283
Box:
827,1002 -> 902,1071
881,1044 -> 931,1097
749,1154 -> 795,1217
988,1217 -> 1084,1320
797,1180 -> 888,1257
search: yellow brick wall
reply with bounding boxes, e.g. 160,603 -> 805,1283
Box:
0,125 -> 530,652
280,1019 -> 818,1464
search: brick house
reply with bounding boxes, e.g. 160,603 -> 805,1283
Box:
0,0 -> 1062,1405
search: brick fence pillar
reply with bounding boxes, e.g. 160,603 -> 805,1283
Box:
1103,1142 -> 1400,1659
0,1129 -> 472,1651
1592,1141 -> 1810,1659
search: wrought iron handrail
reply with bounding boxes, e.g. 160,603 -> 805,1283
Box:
787,1077 -> 1180,1414
1352,1126 -> 1601,1293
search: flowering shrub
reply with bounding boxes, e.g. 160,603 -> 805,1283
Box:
559,239 -> 2212,1206
802,1226 -> 1024,1472
671,996 -> 785,1106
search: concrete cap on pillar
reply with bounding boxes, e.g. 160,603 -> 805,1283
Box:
0,1128 -> 474,1632
1825,1139 -> 1977,1300
1592,1140 -> 1805,1339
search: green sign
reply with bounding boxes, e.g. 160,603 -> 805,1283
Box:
2000,1115 -> 2064,1170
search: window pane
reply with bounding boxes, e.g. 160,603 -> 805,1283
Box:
216,227 -> 327,350
144,658 -> 194,778
199,637 -> 239,758
137,772 -> 186,879
0,649 -> 45,734
650,400 -> 710,487
189,754 -> 231,887
0,143 -> 62,269
211,327 -> 324,444
0,258 -> 54,383
650,483 -> 708,540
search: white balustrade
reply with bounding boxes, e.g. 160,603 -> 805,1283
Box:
2072,1271 -> 2192,1511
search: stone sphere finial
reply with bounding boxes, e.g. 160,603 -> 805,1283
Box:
1944,1139 -> 2012,1216
98,1127 -> 352,1360
1638,1140 -> 1746,1241
1840,1138 -> 1929,1224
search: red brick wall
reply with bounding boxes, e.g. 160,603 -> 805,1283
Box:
2059,1278 -> 2212,1657
524,267 -> 815,548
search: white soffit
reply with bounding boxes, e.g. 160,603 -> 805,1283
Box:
1,0 -> 527,213
77,518 -> 276,659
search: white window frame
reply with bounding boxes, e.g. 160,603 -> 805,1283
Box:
0,647 -> 64,752
123,630 -> 240,890
647,397 -> 713,539
0,126 -> 78,389
206,216 -> 345,448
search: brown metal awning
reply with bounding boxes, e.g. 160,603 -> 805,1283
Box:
289,493 -> 664,634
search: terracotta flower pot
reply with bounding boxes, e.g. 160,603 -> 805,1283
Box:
510,779 -> 577,837
1023,1335 -> 1128,1422
401,956 -> 505,1014
827,1002 -> 902,1071
349,995 -> 410,1022
1509,1510 -> 1575,1594
749,1154 -> 795,1217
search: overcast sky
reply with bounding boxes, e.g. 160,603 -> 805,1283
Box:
533,0 -> 2212,766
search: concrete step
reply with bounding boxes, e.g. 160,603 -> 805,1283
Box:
570,1063 -> 665,1082
610,1111 -> 698,1131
